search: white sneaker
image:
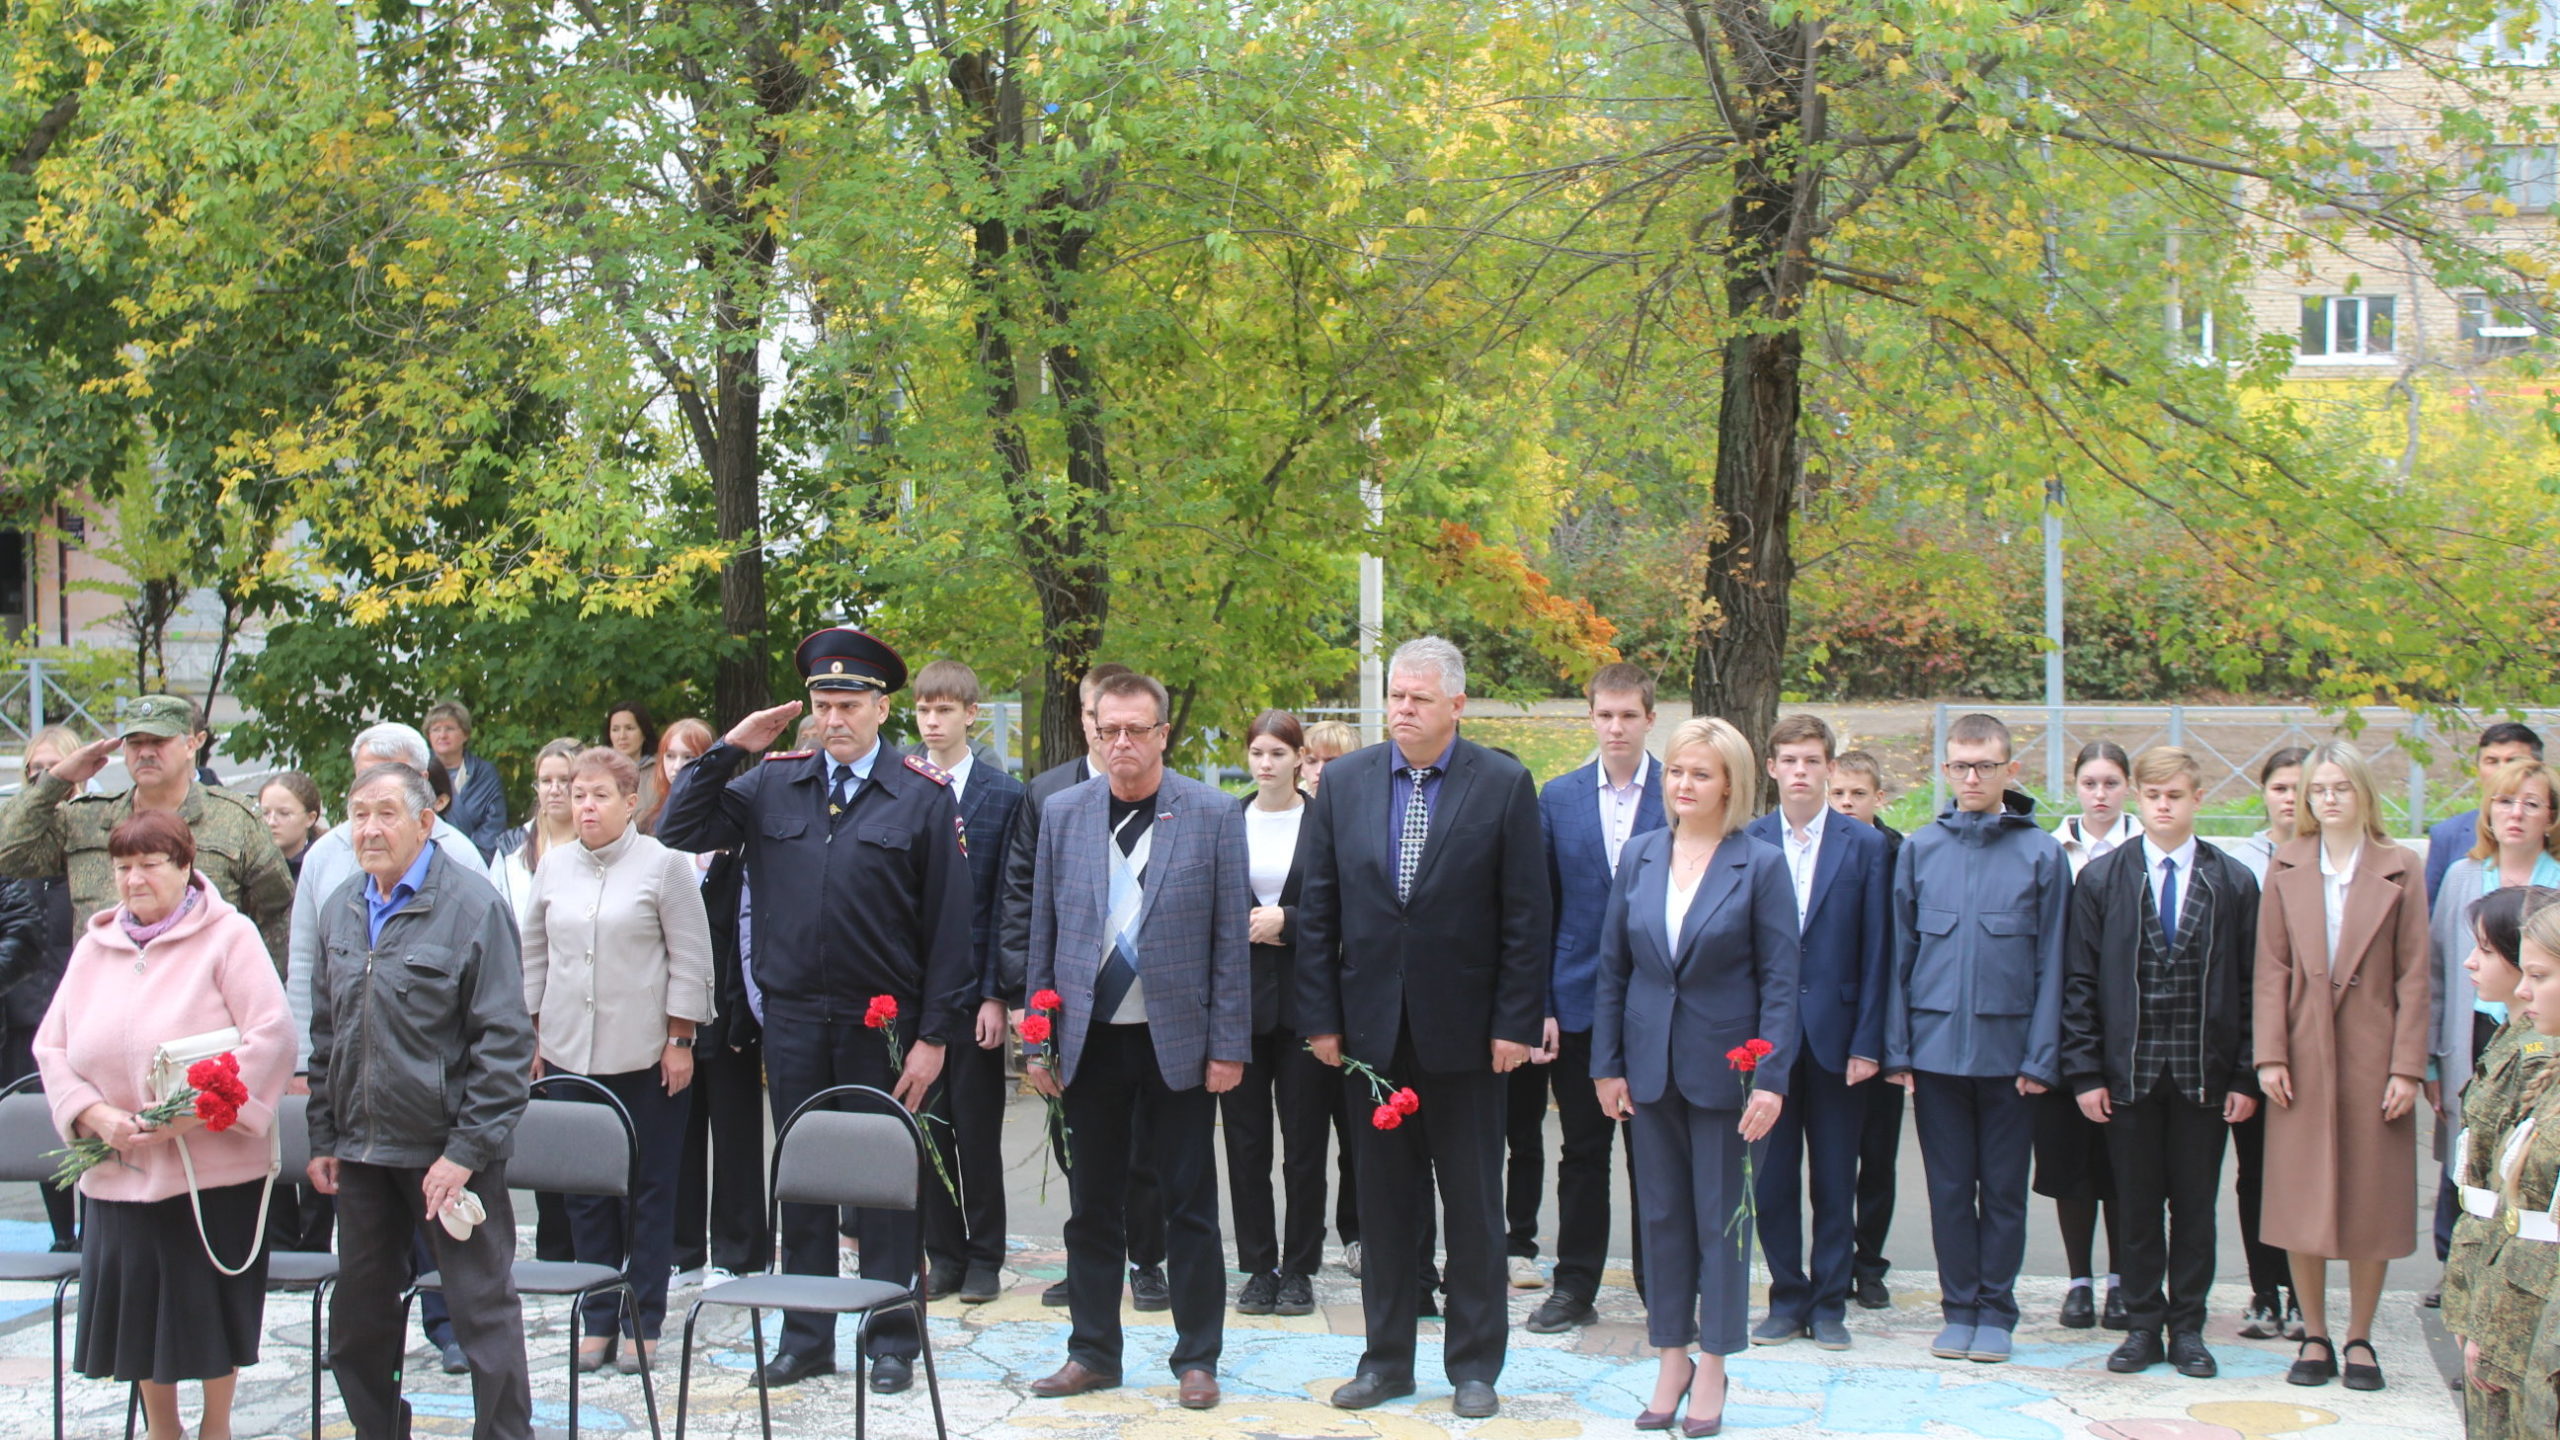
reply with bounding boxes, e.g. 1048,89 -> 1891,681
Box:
1509,1256 -> 1547,1290
1342,1241 -> 1363,1278
706,1266 -> 740,1285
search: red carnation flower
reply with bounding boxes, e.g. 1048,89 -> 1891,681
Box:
865,995 -> 898,1029
1745,1038 -> 1775,1059
1372,1104 -> 1403,1131
1726,1045 -> 1758,1073
1019,1015 -> 1053,1045
194,1093 -> 239,1132
1031,989 -> 1064,1013
1391,1087 -> 1420,1116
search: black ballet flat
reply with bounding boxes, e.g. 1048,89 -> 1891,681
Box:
2286,1335 -> 2336,1387
2340,1338 -> 2384,1391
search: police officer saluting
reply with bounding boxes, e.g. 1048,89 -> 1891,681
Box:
658,628 -> 973,1396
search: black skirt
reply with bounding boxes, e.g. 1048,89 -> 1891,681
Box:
76,1179 -> 270,1383
2030,1088 -> 2116,1201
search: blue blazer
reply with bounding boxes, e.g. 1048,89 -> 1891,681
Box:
1591,829 -> 1802,1109
1540,757 -> 1667,1033
1740,810 -> 1890,1072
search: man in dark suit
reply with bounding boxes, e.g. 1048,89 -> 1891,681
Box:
1517,661 -> 1664,1333
1023,671 -> 1250,1410
998,661 -> 1171,1308
1299,636 -> 1552,1420
1745,716 -> 1891,1350
910,660 -> 1029,1305
658,627 -> 974,1395
1831,747 -> 1905,1308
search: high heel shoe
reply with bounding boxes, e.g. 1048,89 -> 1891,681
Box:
1682,1368 -> 1729,1438
575,1334 -> 619,1373
1634,1354 -> 1696,1431
618,1339 -> 654,1375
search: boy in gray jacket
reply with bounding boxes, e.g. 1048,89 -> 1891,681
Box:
1883,714 -> 2069,1365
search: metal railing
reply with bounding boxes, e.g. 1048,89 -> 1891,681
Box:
1929,702 -> 2560,833
0,659 -> 115,751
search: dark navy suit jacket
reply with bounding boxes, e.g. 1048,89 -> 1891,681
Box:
1591,828 -> 1802,1109
1540,756 -> 1666,1033
1741,809 -> 1891,1072
954,757 -> 1026,1001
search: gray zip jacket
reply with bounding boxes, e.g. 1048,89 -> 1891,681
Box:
1885,790 -> 2071,1084
306,843 -> 533,1173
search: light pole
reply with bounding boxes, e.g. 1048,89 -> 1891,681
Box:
1358,420 -> 1384,746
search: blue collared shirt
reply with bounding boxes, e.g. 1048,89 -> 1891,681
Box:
1387,735 -> 1458,856
366,840 -> 438,946
824,739 -> 883,805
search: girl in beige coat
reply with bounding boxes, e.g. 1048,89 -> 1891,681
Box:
2254,742 -> 2431,1392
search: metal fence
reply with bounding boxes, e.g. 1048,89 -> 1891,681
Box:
0,660 -> 115,752
1929,703 -> 2560,835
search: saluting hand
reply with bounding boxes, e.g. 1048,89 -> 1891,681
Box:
724,701 -> 805,755
49,735 -> 119,789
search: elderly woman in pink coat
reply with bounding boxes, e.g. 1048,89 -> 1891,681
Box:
36,810 -> 291,1440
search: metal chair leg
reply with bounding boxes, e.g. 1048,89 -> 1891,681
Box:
911,1298 -> 949,1440
310,1280 -> 331,1440
853,1319 -> 866,1440
50,1277 -> 68,1440
565,1289 -> 584,1440
122,1381 -> 137,1440
674,1301 -> 704,1440
624,1285 -> 664,1440
749,1309 -> 774,1440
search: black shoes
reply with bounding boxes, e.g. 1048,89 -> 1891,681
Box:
869,1355 -> 913,1394
1749,1313 -> 1807,1346
1452,1380 -> 1500,1419
2101,1284 -> 2129,1331
1236,1271 -> 1280,1315
1853,1273 -> 1890,1310
959,1263 -> 1002,1303
2286,1335 -> 2337,1387
755,1350 -> 837,1387
1041,1278 -> 1070,1307
2060,1286 -> 2097,1329
1275,1272 -> 1316,1316
2340,1338 -> 2384,1391
924,1261 -> 962,1301
1130,1264 -> 1172,1312
1330,1372 -> 1417,1409
2106,1331 -> 2164,1373
1526,1293 -> 1597,1334
2169,1332 -> 2218,1379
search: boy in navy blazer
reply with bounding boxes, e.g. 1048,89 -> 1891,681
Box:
1745,716 -> 1890,1350
1520,662 -> 1665,1332
1883,713 -> 2069,1365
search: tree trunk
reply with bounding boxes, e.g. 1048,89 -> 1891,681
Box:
711,335 -> 770,724
1691,2 -> 1812,776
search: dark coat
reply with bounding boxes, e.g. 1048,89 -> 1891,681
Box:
1590,828 -> 1802,1108
445,751 -> 511,861
996,757 -> 1091,1006
2059,837 -> 2261,1105
1740,809 -> 1890,1070
1292,737 -> 1551,1075
1240,791 -> 1309,1036
1539,757 -> 1666,1032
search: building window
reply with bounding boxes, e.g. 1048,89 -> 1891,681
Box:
2459,293 -> 2543,358
2298,295 -> 2397,360
2470,3 -> 2560,65
2492,144 -> 2557,211
2173,303 -> 2218,361
2302,5 -> 2403,72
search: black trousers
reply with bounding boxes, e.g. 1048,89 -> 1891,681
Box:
1061,1023 -> 1224,1378
332,1159 -> 531,1440
1853,1070 -> 1904,1282
1911,1072 -> 2032,1330
2102,1076 -> 2227,1337
676,1039 -> 770,1274
1349,1027 -> 1507,1386
2227,1107 -> 2291,1301
562,1066 -> 690,1339
925,1030 -> 1009,1271
762,1012 -> 923,1362
1,1029 -> 75,1247
1269,1024 -> 1360,1272
1500,1030 -> 1620,1302
1757,1050 -> 1863,1324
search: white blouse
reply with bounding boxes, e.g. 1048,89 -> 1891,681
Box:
2319,841 -> 2363,962
1244,800 -> 1303,909
1665,867 -> 1701,946
2057,811 -> 2142,879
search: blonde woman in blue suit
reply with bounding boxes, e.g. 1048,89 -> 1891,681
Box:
1594,716 -> 1802,1437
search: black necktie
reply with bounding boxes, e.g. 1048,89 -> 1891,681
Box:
830,766 -> 856,819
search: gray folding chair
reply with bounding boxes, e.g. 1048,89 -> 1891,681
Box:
401,1074 -> 661,1440
673,1084 -> 946,1440
265,1094 -> 338,1440
0,1077 -> 82,1440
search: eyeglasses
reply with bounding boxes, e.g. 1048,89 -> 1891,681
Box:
1099,724 -> 1166,745
1941,761 -> 2007,780
2307,783 -> 2358,801
2493,795 -> 2551,816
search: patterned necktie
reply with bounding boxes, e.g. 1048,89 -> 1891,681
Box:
2159,857 -> 2180,952
831,766 -> 856,816
1397,766 -> 1437,902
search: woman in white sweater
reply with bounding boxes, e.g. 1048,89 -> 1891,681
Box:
522,746 -> 716,1373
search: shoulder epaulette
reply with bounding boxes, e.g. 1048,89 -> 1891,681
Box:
904,754 -> 952,786
765,749 -> 814,762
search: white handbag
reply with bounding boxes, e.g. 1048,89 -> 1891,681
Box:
148,1027 -> 278,1277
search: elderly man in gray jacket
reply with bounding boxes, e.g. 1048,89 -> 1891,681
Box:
307,763 -> 535,1440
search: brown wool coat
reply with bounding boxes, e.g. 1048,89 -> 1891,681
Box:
2253,836 -> 2432,1260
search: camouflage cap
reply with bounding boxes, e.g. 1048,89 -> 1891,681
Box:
116,694 -> 198,741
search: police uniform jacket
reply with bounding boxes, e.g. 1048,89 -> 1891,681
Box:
658,740 -> 974,1044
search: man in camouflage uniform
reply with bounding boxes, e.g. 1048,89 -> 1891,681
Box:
0,694 -> 294,969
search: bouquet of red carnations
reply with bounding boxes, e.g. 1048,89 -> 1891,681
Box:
50,1052 -> 250,1187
